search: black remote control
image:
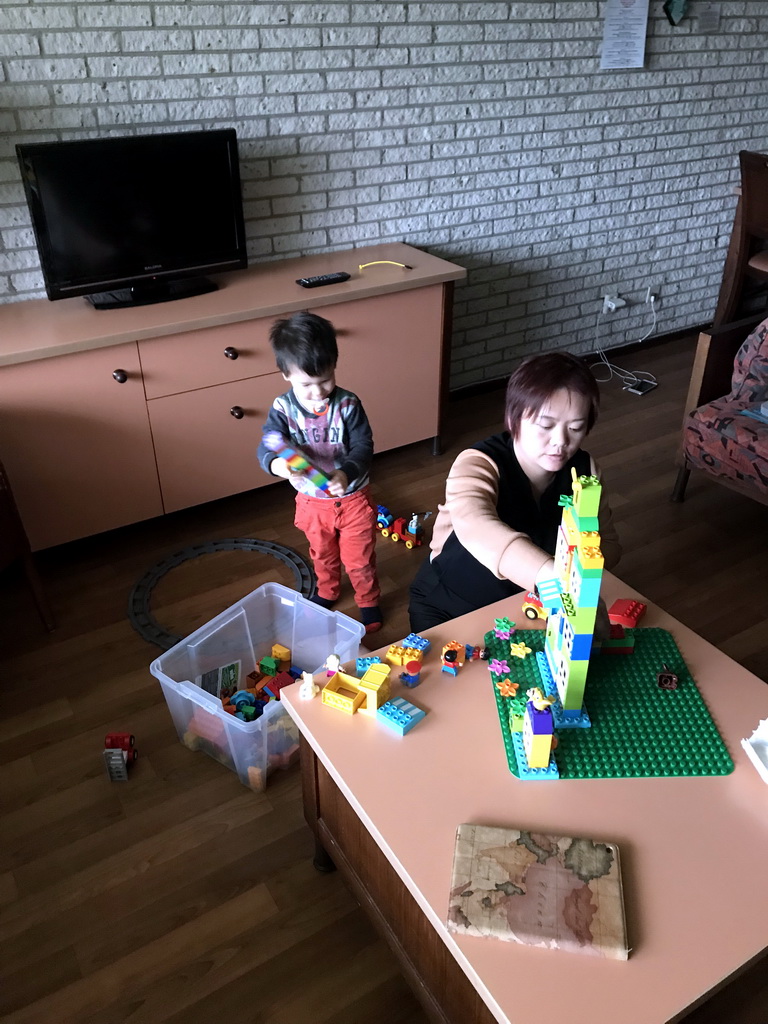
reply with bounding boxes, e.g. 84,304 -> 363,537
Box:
296,272 -> 351,288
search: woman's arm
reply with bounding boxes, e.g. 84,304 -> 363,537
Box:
431,449 -> 554,591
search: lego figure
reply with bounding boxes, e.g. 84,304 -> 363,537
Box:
400,658 -> 422,688
441,641 -> 465,677
257,311 -> 382,633
408,352 -> 621,632
325,653 -> 341,677
299,671 -> 320,700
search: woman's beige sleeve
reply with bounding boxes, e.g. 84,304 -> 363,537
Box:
430,449 -> 622,589
429,449 -> 553,590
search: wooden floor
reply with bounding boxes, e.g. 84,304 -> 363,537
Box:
1,334 -> 766,1024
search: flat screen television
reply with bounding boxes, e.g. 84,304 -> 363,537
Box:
16,128 -> 248,309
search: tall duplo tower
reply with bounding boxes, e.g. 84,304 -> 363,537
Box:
540,469 -> 605,725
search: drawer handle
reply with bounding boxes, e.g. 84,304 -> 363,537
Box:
224,347 -> 239,360
112,369 -> 128,384
230,405 -> 245,419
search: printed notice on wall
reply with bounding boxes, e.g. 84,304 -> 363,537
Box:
600,0 -> 650,70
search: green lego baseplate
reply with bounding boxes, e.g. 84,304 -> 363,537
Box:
486,628 -> 734,780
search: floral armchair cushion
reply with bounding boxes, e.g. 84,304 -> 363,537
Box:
682,317 -> 768,494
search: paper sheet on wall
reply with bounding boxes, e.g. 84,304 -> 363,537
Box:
600,0 -> 650,70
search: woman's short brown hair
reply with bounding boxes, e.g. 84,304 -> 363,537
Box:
504,352 -> 599,438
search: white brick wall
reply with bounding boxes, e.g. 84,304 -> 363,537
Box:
1,2 -> 767,386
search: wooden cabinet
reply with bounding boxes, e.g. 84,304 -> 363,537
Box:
0,342 -> 163,550
0,243 -> 465,550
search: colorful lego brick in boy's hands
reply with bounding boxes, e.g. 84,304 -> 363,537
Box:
262,431 -> 331,491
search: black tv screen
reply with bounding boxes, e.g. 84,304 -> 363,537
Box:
16,128 -> 248,309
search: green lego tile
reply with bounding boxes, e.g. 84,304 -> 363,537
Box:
486,628 -> 734,781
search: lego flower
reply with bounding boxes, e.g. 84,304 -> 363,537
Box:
489,658 -> 510,676
496,678 -> 519,697
510,642 -> 532,659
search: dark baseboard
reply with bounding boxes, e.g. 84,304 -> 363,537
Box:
448,325 -> 709,402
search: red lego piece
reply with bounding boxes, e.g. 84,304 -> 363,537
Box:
608,598 -> 647,628
262,670 -> 295,700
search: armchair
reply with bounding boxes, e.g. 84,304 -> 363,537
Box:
671,314 -> 768,504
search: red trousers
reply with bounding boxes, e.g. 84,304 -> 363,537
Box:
294,486 -> 380,607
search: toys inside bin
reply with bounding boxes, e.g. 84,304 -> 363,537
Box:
150,582 -> 365,791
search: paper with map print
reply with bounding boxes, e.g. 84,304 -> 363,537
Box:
447,824 -> 629,959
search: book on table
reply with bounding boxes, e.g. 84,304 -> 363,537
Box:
447,822 -> 629,960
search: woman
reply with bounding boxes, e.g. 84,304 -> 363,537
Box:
408,351 -> 621,631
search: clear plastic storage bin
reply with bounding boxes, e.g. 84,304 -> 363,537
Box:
150,582 -> 365,790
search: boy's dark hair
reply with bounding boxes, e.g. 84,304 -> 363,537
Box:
269,311 -> 338,376
504,351 -> 600,438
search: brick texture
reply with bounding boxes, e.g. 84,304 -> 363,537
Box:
1,2 -> 767,386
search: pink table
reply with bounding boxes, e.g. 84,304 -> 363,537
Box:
283,574 -> 768,1024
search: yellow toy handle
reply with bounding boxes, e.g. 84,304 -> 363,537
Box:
358,260 -> 413,271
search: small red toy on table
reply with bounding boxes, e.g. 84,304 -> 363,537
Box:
103,733 -> 138,781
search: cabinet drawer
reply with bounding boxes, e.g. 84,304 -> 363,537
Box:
148,373 -> 282,513
140,319 -> 277,399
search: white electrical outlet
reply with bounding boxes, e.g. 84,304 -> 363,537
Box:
602,293 -> 626,315
645,284 -> 661,304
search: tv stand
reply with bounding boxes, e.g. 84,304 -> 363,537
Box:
87,276 -> 218,310
0,242 -> 465,550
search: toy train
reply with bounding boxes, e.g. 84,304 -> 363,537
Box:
376,506 -> 432,549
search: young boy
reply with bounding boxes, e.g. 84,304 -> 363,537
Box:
257,311 -> 382,633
